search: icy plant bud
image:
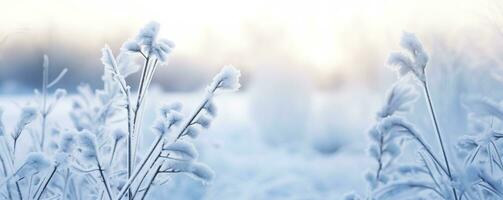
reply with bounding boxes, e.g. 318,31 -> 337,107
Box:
151,39 -> 175,62
190,162 -> 215,183
112,129 -> 126,142
163,140 -> 198,160
203,100 -> 217,117
121,40 -> 141,53
19,106 -> 37,124
136,21 -> 160,48
185,126 -> 200,139
14,106 -> 38,137
377,83 -> 418,119
135,21 -> 175,62
59,132 -> 76,154
160,102 -> 183,118
54,88 -> 67,100
387,32 -> 428,81
209,65 -> 241,93
116,53 -> 139,77
164,161 -> 215,183
78,131 -> 98,162
17,152 -> 51,177
195,114 -> 212,129
166,111 -> 184,127
152,119 -> 169,136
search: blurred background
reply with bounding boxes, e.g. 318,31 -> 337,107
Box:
2,0 -> 503,198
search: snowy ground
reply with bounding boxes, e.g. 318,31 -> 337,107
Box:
0,88 -> 380,199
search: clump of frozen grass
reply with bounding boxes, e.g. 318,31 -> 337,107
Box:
115,65 -> 241,200
346,32 -> 503,200
0,21 -> 240,200
347,33 -> 493,200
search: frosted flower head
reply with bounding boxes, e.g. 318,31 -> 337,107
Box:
17,152 -> 51,177
78,131 -> 98,162
387,32 -> 429,81
377,83 -> 418,119
208,65 -> 241,93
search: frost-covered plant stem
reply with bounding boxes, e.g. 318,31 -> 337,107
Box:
115,135 -> 163,200
34,165 -> 57,200
97,161 -> 113,200
40,57 -> 48,151
139,161 -> 163,200
116,85 -> 219,200
421,80 -> 458,200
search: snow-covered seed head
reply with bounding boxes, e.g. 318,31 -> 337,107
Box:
13,106 -> 38,138
163,161 -> 215,183
166,111 -> 184,127
78,131 -> 98,162
208,65 -> 241,93
203,100 -> 217,117
59,132 -> 76,154
387,32 -> 428,81
136,21 -> 160,48
19,106 -> 37,124
195,114 -> 212,129
377,83 -> 418,119
163,140 -> 199,160
185,126 -> 200,139
121,40 -> 142,53
117,53 -> 139,77
135,21 -> 175,62
54,89 -> 67,100
150,39 -> 175,62
152,119 -> 169,136
190,162 -> 215,183
160,102 -> 183,118
112,129 -> 126,142
17,152 -> 51,177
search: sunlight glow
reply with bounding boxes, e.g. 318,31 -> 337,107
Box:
0,0 -> 492,73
